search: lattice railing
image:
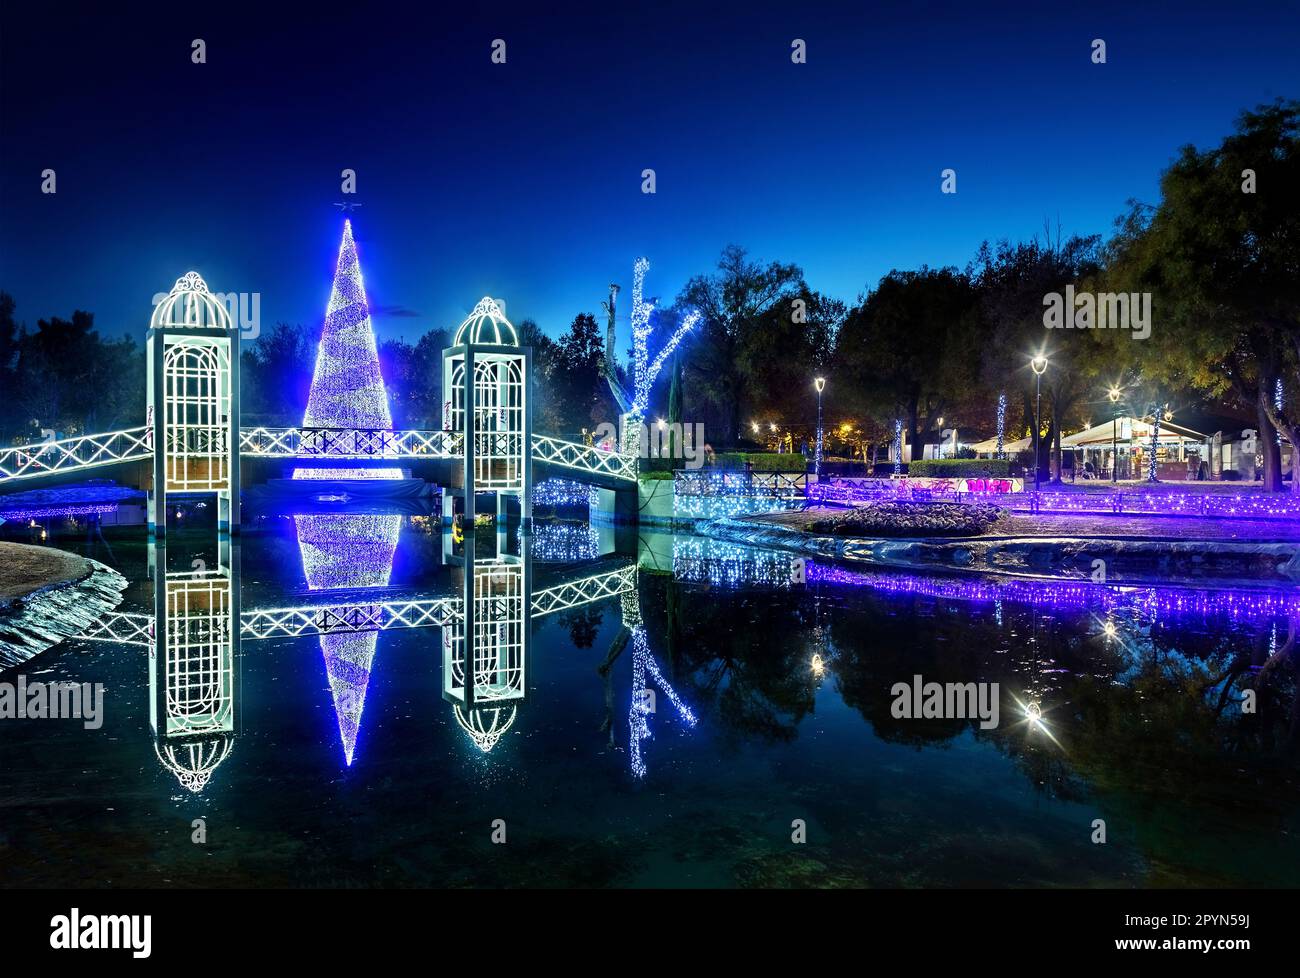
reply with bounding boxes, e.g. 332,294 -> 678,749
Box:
674,470 -> 806,498
78,564 -> 637,645
241,596 -> 463,639
239,427 -> 463,459
82,611 -> 154,647
531,435 -> 637,482
530,564 -> 637,617
0,427 -> 152,484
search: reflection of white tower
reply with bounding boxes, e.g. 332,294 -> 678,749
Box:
452,704 -> 517,753
442,298 -> 532,527
146,272 -> 240,537
442,550 -> 529,752
149,541 -> 239,793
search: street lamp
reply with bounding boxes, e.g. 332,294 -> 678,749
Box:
814,377 -> 826,481
1108,386 -> 1122,483
936,416 -> 945,459
1030,355 -> 1049,493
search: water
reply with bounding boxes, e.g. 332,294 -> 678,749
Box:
1,512 -> 1298,888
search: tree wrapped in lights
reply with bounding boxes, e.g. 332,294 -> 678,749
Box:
295,219 -> 401,480
892,419 -> 903,475
996,392 -> 1007,459
602,257 -> 700,456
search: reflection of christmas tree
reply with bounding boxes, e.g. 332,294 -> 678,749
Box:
295,513 -> 401,766
295,219 -> 401,479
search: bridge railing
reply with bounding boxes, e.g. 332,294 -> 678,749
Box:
2,425 -> 628,484
239,426 -> 463,459
76,564 -> 637,645
0,427 -> 152,484
531,435 -> 637,483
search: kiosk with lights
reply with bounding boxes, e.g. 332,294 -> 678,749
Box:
146,272 -> 241,537
442,297 -> 533,528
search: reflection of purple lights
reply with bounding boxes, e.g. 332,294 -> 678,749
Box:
318,631 -> 375,766
294,513 -> 400,590
294,512 -> 401,766
1019,492 -> 1300,518
805,560 -> 1300,620
0,503 -> 117,521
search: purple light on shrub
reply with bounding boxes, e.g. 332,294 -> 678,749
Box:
805,479 -> 1300,521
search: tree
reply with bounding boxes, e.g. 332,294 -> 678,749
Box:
0,293 -> 19,436
240,322 -> 312,425
835,267 -> 981,465
970,231 -> 1107,482
739,285 -> 842,425
677,245 -> 805,443
516,318 -> 565,435
551,312 -> 609,433
1107,100 -> 1300,489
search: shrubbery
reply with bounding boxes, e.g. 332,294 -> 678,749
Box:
712,452 -> 807,472
906,458 -> 1012,478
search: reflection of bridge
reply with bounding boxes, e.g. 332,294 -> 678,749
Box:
82,562 -> 637,647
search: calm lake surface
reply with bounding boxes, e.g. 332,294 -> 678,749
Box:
2,511 -> 1299,888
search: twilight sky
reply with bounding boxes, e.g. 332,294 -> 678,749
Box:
1,1 -> 1297,348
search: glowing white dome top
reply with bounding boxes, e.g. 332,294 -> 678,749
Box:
454,297 -> 518,346
150,271 -> 232,330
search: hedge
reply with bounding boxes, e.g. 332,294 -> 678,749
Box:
906,458 -> 1012,478
637,451 -> 807,474
711,452 -> 807,472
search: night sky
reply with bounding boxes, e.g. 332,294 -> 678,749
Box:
1,1 -> 1297,346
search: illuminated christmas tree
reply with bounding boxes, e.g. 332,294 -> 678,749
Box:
295,219 -> 401,479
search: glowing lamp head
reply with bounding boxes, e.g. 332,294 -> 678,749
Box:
657,418 -> 666,430
751,422 -> 760,433
811,653 -> 825,677
1031,355 -> 1049,376
769,422 -> 778,433
1108,387 -> 1122,404
1103,621 -> 1117,639
1026,700 -> 1043,725
814,377 -> 826,393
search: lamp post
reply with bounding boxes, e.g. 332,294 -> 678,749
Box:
936,416 -> 945,459
1108,387 -> 1122,483
814,377 -> 826,481
1031,355 -> 1048,493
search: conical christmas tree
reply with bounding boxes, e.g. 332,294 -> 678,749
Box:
295,219 -> 401,479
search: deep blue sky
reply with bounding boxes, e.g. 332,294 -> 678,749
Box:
1,1 -> 1297,348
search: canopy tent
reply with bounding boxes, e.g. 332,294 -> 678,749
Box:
971,435 -> 1030,456
1060,416 -> 1207,448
